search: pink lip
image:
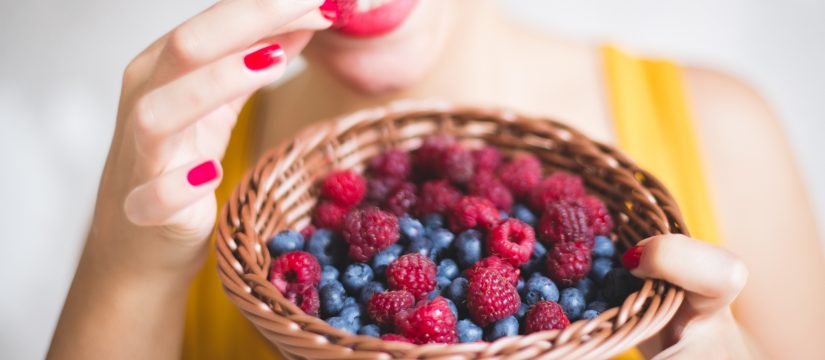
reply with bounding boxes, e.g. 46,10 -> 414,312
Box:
335,0 -> 419,37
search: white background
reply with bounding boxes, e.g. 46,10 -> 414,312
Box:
1,0 -> 823,358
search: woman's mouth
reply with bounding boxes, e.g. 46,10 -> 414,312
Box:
331,0 -> 419,38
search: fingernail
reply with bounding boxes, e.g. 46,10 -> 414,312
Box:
319,0 -> 339,21
187,160 -> 218,186
244,44 -> 284,71
622,245 -> 644,270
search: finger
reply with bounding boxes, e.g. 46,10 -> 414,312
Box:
622,234 -> 748,313
124,159 -> 222,226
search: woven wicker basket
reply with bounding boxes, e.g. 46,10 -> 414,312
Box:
216,102 -> 686,360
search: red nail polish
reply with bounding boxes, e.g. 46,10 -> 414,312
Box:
319,0 -> 339,21
622,245 -> 644,270
187,160 -> 218,186
243,44 -> 284,71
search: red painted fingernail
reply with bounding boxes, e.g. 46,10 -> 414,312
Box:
187,160 -> 218,186
622,245 -> 644,270
243,44 -> 284,71
320,0 -> 339,21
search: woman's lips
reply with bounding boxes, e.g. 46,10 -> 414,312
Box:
334,0 -> 419,37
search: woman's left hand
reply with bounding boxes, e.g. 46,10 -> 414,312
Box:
624,234 -> 756,359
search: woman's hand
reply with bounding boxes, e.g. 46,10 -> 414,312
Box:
625,234 -> 757,359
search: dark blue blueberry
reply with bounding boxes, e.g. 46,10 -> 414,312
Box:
399,215 -> 425,241
523,274 -> 560,305
437,259 -> 460,280
516,303 -> 529,319
589,257 -> 614,283
575,277 -> 596,301
342,263 -> 374,294
342,296 -> 357,308
435,276 -> 452,293
581,309 -> 599,320
602,268 -> 643,305
485,316 -> 519,341
559,288 -> 586,321
407,236 -> 434,259
267,230 -> 304,256
520,241 -> 547,275
320,265 -> 340,287
444,298 -> 459,319
582,301 -> 609,320
510,204 -> 536,226
357,324 -> 381,337
430,228 -> 455,258
499,210 -> 509,220
423,213 -> 445,232
516,277 -> 525,293
359,281 -> 385,304
592,235 -> 616,258
327,316 -> 356,333
371,244 -> 403,276
319,281 -> 346,317
454,230 -> 482,269
306,229 -> 344,266
456,319 -> 483,343
340,303 -> 363,326
445,277 -> 469,309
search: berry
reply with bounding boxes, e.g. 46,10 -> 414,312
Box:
516,303 -> 529,319
327,316 -> 357,334
342,263 -> 374,294
406,237 -> 434,259
312,201 -> 348,233
423,213 -> 445,232
386,253 -> 437,300
365,176 -> 403,203
342,207 -> 400,262
268,230 -> 305,256
525,301 -> 569,333
575,277 -> 596,301
589,257 -> 613,283
320,265 -> 340,287
398,215 -> 425,240
454,230 -> 483,269
522,274 -> 560,305
371,244 -> 403,276
456,319 -> 483,343
285,283 -> 320,316
369,148 -> 411,179
581,309 -> 600,320
466,269 -> 520,326
510,204 -> 537,226
380,334 -> 413,343
467,172 -> 513,211
319,281 -> 346,317
395,296 -> 458,344
300,225 -> 316,240
472,146 -> 502,173
520,241 -> 547,276
499,210 -> 509,220
516,277 -> 525,293
358,324 -> 381,337
269,251 -> 321,293
547,242 -> 592,287
430,228 -> 455,258
438,143 -> 475,184
340,303 -> 363,325
592,235 -> 616,258
433,276 -> 452,295
581,195 -> 614,236
414,135 -> 456,177
559,288 -> 586,321
416,180 -> 462,216
465,256 -> 520,286
448,196 -> 501,233
528,172 -> 585,212
437,259 -> 460,280
487,219 -> 536,266
485,316 -> 519,341
321,170 -> 366,208
359,281 -> 386,304
444,277 -> 469,309
306,229 -> 345,266
498,155 -> 542,199
602,268 -> 643,305
367,290 -> 415,327
444,298 -> 459,319
538,200 -> 595,247
384,182 -> 417,216
342,297 -> 357,308
582,301 -> 609,320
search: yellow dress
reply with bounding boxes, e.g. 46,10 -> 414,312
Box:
182,46 -> 721,359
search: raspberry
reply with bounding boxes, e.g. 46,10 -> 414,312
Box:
394,296 -> 458,344
369,148 -> 411,179
285,283 -> 320,317
384,182 -> 417,216
466,268 -> 521,326
529,172 -> 586,212
546,242 -> 592,287
312,201 -> 348,233
448,196 -> 501,233
438,143 -> 475,184
525,301 -> 569,333
464,256 -> 520,286
367,290 -> 416,327
386,253 -> 437,300
365,176 -> 403,204
342,208 -> 400,262
538,200 -> 594,247
269,251 -> 322,293
415,180 -> 461,216
498,155 -> 542,199
467,172 -> 513,211
414,135 -> 455,177
321,170 -> 366,208
472,146 -> 502,173
300,224 -> 316,240
487,219 -> 536,266
581,195 -> 614,236
380,334 -> 413,343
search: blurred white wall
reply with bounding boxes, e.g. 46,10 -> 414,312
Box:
0,0 -> 823,358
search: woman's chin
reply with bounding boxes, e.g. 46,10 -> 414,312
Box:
316,47 -> 434,95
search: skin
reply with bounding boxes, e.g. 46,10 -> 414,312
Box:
49,0 -> 825,359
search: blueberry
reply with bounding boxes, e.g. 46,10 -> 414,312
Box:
581,309 -> 599,320
445,277 -> 469,308
520,241 -> 547,275
306,229 -> 345,266
602,268 -> 643,305
399,215 -> 425,241
371,244 -> 402,276
267,230 -> 304,256
516,303 -> 529,319
582,301 -> 609,320
430,228 -> 455,258
511,204 -> 536,226
320,265 -> 340,287
456,319 -> 483,343
589,257 -> 614,283
359,281 -> 385,304
319,281 -> 346,317
437,259 -> 460,280
516,277 -> 525,293
357,324 -> 381,337
592,236 -> 616,258
523,274 -> 560,305
342,263 -> 374,294
435,276 -> 452,293
327,316 -> 356,333
454,230 -> 482,269
340,303 -> 363,325
499,210 -> 509,220
559,288 -> 586,321
485,316 -> 519,341
423,213 -> 445,232
444,298 -> 459,319
342,297 -> 357,308
407,237 -> 434,259
575,277 -> 596,301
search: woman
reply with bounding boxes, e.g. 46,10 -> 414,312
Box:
48,0 -> 825,359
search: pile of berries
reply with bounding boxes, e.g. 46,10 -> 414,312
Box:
266,136 -> 642,344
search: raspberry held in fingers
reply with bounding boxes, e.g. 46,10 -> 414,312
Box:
243,44 -> 284,71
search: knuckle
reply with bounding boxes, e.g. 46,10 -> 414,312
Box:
122,59 -> 143,85
132,96 -> 159,138
725,257 -> 749,295
167,26 -> 202,65
254,0 -> 281,16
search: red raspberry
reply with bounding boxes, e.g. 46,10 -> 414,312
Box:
438,143 -> 475,184
300,224 -> 316,240
487,219 -> 536,266
394,296 -> 458,344
464,256 -> 520,286
448,196 -> 501,233
529,172 -> 586,212
472,146 -> 502,173
365,176 -> 403,204
384,182 -> 417,216
467,172 -> 513,211
546,242 -> 592,287
342,208 -> 400,262
367,290 -> 416,327
415,180 -> 462,216
270,251 -> 321,293
321,170 -> 366,208
581,195 -> 614,236
369,148 -> 412,179
312,201 -> 348,233
538,200 -> 594,247
380,334 -> 413,343
386,253 -> 437,300
498,155 -> 542,199
285,283 -> 320,317
525,301 -> 569,333
414,135 -> 455,177
466,269 -> 521,326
